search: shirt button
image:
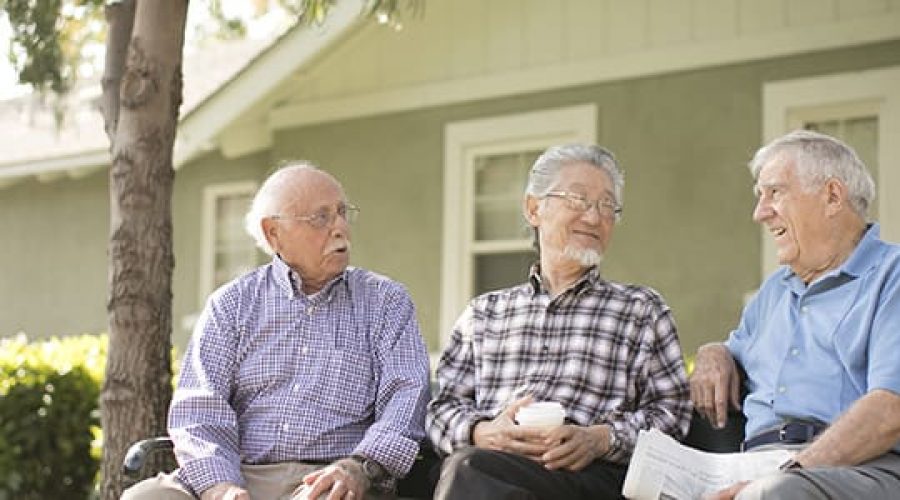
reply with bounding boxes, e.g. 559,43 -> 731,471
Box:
791,348 -> 799,356
800,306 -> 808,314
302,346 -> 309,355
292,384 -> 300,392
283,423 -> 290,431
778,386 -> 786,393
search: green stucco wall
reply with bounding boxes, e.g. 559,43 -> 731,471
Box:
1,40 -> 898,357
272,40 -> 900,355
0,172 -> 109,338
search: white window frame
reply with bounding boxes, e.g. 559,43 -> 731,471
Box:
761,66 -> 900,278
198,181 -> 259,306
441,104 -> 597,346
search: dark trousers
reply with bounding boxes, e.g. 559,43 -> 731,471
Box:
433,447 -> 627,500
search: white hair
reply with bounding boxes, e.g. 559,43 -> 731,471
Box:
526,144 -> 624,211
244,161 -> 320,256
749,129 -> 875,218
526,144 -> 624,255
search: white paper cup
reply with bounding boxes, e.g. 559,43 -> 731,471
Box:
515,401 -> 565,428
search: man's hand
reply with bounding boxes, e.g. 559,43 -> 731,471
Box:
471,396 -> 553,459
690,343 -> 742,428
298,459 -> 369,500
199,482 -> 250,500
540,424 -> 611,471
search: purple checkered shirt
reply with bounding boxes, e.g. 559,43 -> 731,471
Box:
426,265 -> 691,464
170,257 -> 430,495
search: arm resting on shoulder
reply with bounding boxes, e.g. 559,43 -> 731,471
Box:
796,389 -> 900,467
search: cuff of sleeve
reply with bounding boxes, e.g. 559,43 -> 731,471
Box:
354,427 -> 419,478
177,457 -> 243,496
466,415 -> 492,446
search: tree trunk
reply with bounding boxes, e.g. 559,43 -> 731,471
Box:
100,1 -> 187,498
99,0 -> 135,142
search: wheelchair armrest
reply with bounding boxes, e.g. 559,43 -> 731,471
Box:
682,408 -> 747,453
122,436 -> 175,479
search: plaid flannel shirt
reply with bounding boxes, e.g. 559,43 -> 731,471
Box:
426,265 -> 691,464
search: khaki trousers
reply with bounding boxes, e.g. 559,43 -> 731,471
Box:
120,462 -> 396,500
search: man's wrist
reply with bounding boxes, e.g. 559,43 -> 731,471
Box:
469,417 -> 491,446
348,455 -> 391,491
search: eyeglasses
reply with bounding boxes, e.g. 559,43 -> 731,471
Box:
544,191 -> 622,220
270,202 -> 360,229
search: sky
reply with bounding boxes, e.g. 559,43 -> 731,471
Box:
0,3 -> 290,101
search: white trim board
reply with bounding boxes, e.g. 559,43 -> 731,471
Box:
198,180 -> 259,307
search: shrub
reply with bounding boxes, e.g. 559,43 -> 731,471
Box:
0,334 -> 105,499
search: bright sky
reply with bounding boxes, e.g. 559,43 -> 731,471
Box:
0,3 -> 290,101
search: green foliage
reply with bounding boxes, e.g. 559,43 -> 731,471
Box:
0,334 -> 105,500
2,0 -> 105,94
2,0 -> 425,96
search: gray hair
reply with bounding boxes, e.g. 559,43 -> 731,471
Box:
525,144 -> 624,257
526,143 -> 625,210
749,129 -> 875,218
244,161 -> 320,256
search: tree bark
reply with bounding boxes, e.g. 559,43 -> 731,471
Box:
100,1 -> 187,498
99,0 -> 135,142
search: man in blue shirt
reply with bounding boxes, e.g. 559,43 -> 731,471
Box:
691,130 -> 900,499
122,163 -> 430,500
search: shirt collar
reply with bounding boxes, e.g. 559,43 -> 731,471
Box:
528,263 -> 601,296
271,255 -> 349,299
838,223 -> 881,278
783,223 -> 881,289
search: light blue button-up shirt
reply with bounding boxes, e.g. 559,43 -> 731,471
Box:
726,224 -> 900,448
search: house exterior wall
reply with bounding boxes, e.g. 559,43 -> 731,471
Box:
1,40 -> 898,356
261,0 -> 900,130
273,40 -> 900,355
0,152 -> 271,349
0,172 -> 109,339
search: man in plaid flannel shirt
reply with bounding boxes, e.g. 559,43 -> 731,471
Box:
426,144 -> 692,500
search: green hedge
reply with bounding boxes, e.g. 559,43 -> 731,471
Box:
0,334 -> 105,499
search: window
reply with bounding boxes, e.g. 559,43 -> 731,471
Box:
199,181 -> 260,304
441,104 -> 597,345
761,66 -> 900,278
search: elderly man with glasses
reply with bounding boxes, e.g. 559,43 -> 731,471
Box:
691,130 -> 900,500
426,144 -> 692,500
122,162 -> 430,500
